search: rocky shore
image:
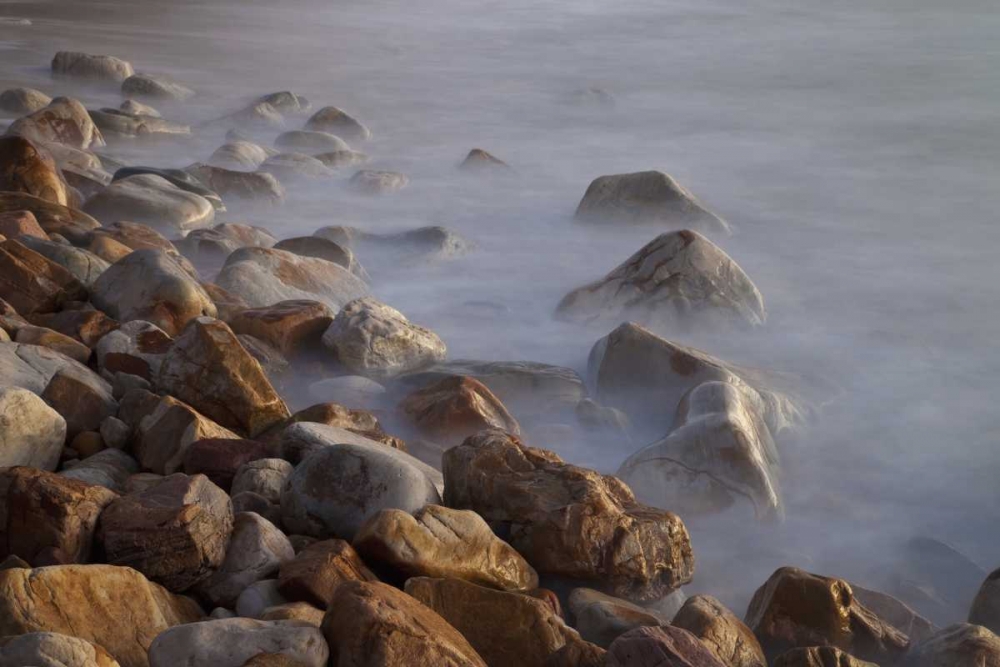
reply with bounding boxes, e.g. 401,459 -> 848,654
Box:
0,47 -> 995,667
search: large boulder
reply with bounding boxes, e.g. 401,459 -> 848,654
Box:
0,135 -> 69,205
0,631 -> 120,667
121,73 -> 195,101
321,297 -> 445,378
51,52 -> 134,82
216,247 -> 368,311
94,320 -> 171,380
277,539 -> 377,609
851,584 -> 936,643
19,324 -> 92,365
400,375 -> 520,446
176,222 -> 277,263
606,625 -> 727,666
269,403 -> 404,452
972,569 -> 1000,634
773,647 -> 878,667
88,221 -> 195,274
231,458 -> 293,503
672,595 -> 766,667
575,170 -> 729,235
0,238 -> 87,314
557,230 -> 764,328
0,386 -> 66,470
6,98 -> 105,150
321,580 -> 487,667
147,618 -> 327,667
155,317 -> 289,436
83,174 -> 214,234
0,87 -> 52,114
0,209 -> 48,239
98,473 -> 234,592
901,623 -> 1000,666
443,430 -> 694,602
91,249 -> 216,337
304,107 -> 371,141
186,164 -> 285,204
272,236 -> 367,279
0,564 -> 203,667
26,309 -> 119,348
0,467 -> 117,566
228,300 -> 333,358
406,576 -> 583,667
353,504 -> 538,590
567,588 -> 667,649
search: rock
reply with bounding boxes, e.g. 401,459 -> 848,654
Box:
773,647 -> 878,667
136,395 -> 240,475
745,567 -> 910,664
277,539 -> 377,608
71,430 -> 105,458
400,375 -> 520,445
177,222 -> 278,264
182,438 -> 274,490
971,569 -> 1000,634
0,238 -> 87,314
236,334 -> 289,380
306,375 -> 385,408
546,640 -> 607,667
575,170 -> 730,235
321,580 -> 487,667
0,87 -> 52,115
0,209 -> 48,239
0,135 -> 69,205
0,386 -> 66,470
16,236 -> 110,287
209,141 -> 271,171
606,625 -> 726,667
41,368 -> 117,436
275,130 -> 349,154
568,588 -> 666,648
241,654 -> 313,667
0,563 -> 203,667
851,584 -> 936,643
99,415 -> 130,449
442,430 -> 694,602
231,491 -> 281,525
51,51 -> 134,82
122,74 -> 194,100
6,98 -> 105,150
316,224 -> 471,262
0,339 -> 106,395
217,101 -> 285,131
260,601 -> 325,626
280,438 -> 441,541
901,623 -> 1000,666
406,576 -> 582,667
88,110 -> 190,139
0,192 -> 97,244
0,631 -> 121,667
671,595 -> 766,667
27,309 -> 119,347
94,320 -> 172,380
236,579 -> 288,618
257,92 -> 311,114
216,247 -> 368,311
259,153 -> 332,181
314,149 -> 368,170
83,174 -> 214,234
272,236 -> 367,279
349,169 -> 408,194
111,167 -> 222,211
0,466 -> 116,565
304,107 -> 370,141
232,458 -> 292,503
186,164 -> 285,203
558,230 -> 765,328
87,221 -> 196,275
194,511 -> 294,608
266,402 -> 403,450
60,448 -> 138,492
16,324 -> 91,364
228,300 -> 333,357
459,149 -> 509,171
98,472 -> 234,592
120,98 -> 160,117
354,504 -> 538,590
147,618 -> 327,667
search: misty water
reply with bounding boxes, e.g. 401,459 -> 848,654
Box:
3,0 -> 998,615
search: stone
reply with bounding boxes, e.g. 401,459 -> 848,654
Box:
280,437 -> 441,540
304,107 -> 371,141
546,640 -> 607,667
0,238 -> 87,314
0,563 -> 203,667
232,458 -> 292,503
16,236 -> 110,287
260,602 -> 325,626
147,618 -> 327,667
322,297 -> 445,379
195,511 -> 294,608
99,416 -> 130,449
971,569 -> 1000,634
672,595 -> 766,667
745,567 -> 910,664
315,224 -> 471,262
314,149 -> 368,169
217,247 -> 368,311
87,221 -> 195,275
900,623 -> 1000,666
241,654 -> 313,667
98,473 -> 234,592
83,174 -> 214,234
568,588 -> 666,648
91,249 -> 216,337
135,395 -> 240,475
0,209 -> 48,239
406,576 -> 582,667
443,430 -> 694,602
400,375 -> 520,445
259,153 -> 332,181
257,92 -> 311,114
217,102 -> 286,131
575,170 -> 730,235
51,51 -> 134,82
17,325 -> 91,364
181,438 -> 274,490
41,368 -> 117,436
231,491 -> 281,525
122,73 -> 194,100
558,230 -> 765,328
186,164 -> 285,203
60,448 -> 138,492
72,430 -> 105,458
228,300 -> 333,357
120,98 -> 160,117
0,87 -> 52,115
321,580 -> 487,667
349,169 -> 408,194
0,135 -> 69,205
26,309 -> 119,347
236,579 -> 288,618
0,339 -> 107,396
0,467 -> 116,565
354,504 -> 538,590
208,140 -> 271,171
459,148 -> 509,171
266,402 -> 403,450
0,631 -> 121,667
0,386 -> 66,470
275,130 -> 349,154
851,584 -> 936,643
606,625 -> 727,667
0,192 -> 100,243
111,167 -> 222,211
272,236 -> 367,279
773,647 -> 878,667
88,110 -> 190,139
277,539 -> 377,608
94,320 -> 172,380
6,98 -> 105,150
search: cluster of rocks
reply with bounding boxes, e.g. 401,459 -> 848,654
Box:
0,48 -> 995,667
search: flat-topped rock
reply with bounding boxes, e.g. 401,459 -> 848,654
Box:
83,174 -> 214,234
51,51 -> 134,82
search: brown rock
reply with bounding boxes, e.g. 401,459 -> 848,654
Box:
460,148 -> 509,171
545,640 -> 607,667
41,368 -> 118,437
568,587 -> 666,648
321,580 -> 487,667
72,430 -> 105,458
0,209 -> 49,239
264,402 -> 404,450
606,625 -> 727,667
87,233 -> 133,263
970,569 -> 1000,635
88,221 -> 195,275
185,165 -> 286,204
304,106 -> 371,141
272,236 -> 366,278
26,308 -> 119,347
0,136 -> 69,205
401,375 -> 521,445
5,97 -> 105,150
354,504 -> 538,590
0,466 -> 117,565
901,623 -> 1000,666
0,238 -> 86,314
442,430 -> 694,602
182,437 -> 275,490
673,595 -> 765,667
228,300 -> 333,357
98,473 -> 234,592
773,646 -> 878,667
278,539 -> 378,608
0,191 -> 100,243
201,281 -> 252,322
15,324 -> 91,363
745,567 -> 910,664
135,395 -> 240,475
260,601 -> 326,626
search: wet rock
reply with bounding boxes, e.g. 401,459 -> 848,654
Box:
259,152 -> 332,180
0,87 -> 52,115
111,167 -> 222,211
257,92 -> 311,114
443,430 -> 694,602
400,375 -> 520,445
17,235 -> 110,286
83,174 -> 214,234
0,466 -> 116,566
186,164 -> 285,203
350,169 -> 408,194
304,106 -> 370,141
773,647 -> 877,667
231,458 -> 293,503
606,625 -> 726,666
6,98 -> 104,150
0,191 -> 100,242
277,539 -> 377,608
51,51 -> 134,82
60,448 -> 138,492
316,224 -> 471,262
135,395 -> 240,475
208,140 -> 272,171
147,618 -> 327,667
0,631 -> 121,667
120,98 -> 160,117
576,170 -> 730,235
228,300 -> 333,357
91,249 -> 216,336
0,386 -> 66,470
321,580 -> 487,667
0,563 -> 203,667
272,236 -> 366,278
568,588 -> 667,648
321,297 -> 445,378
745,567 -> 910,664
901,623 -> 1000,666
0,238 -> 87,314
672,595 -> 766,667
0,209 -> 48,239
275,130 -> 349,154
354,504 -> 538,590
98,472 -> 234,592
155,317 -> 290,436
88,109 -> 190,139
122,73 -> 195,100
459,148 -> 509,171
16,324 -> 91,364
0,135 -> 70,205
41,367 -> 117,436
971,569 -> 1000,634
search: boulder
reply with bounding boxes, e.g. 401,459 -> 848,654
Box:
400,375 -> 520,445
120,98 -> 160,117
605,625 -> 727,667
257,92 -> 311,114
0,564 -> 203,667
353,504 -> 537,590
83,174 -> 214,234
88,110 -> 190,139
0,209 -> 48,239
16,235 -> 110,287
41,368 -> 117,437
0,339 -> 107,394
314,149 -> 369,169
442,430 -> 694,602
122,73 -> 194,100
0,631 -> 120,667
971,569 -> 1000,634
672,595 -> 765,667
98,473 -> 234,592
17,324 -> 91,364
259,602 -> 325,626
186,164 -> 285,203
0,87 -> 52,114
304,107 -> 371,141
60,449 -> 138,492
568,588 -> 666,648
236,579 -> 288,618
0,238 -> 87,314
91,249 -> 216,337
773,647 -> 878,667
901,623 -> 1000,666
406,576 -> 582,667
575,170 -> 729,235
277,539 -> 377,608
272,236 -> 367,278
316,224 -> 471,262
26,309 -> 119,347
135,395 -> 240,475
51,52 -> 134,82
558,230 -> 765,327
110,167 -> 222,211
6,98 -> 105,150
349,169 -> 408,194
0,192 -> 100,243
275,130 -> 349,154
321,580 -> 487,667
208,140 -> 271,171
0,386 -> 66,470
265,402 -> 403,450
228,300 -> 333,357
216,101 -> 285,131
87,221 -> 195,274
94,319 -> 172,380
231,458 -> 293,503
546,640 -> 607,667
147,618 -> 327,667
259,153 -> 332,181
459,148 -> 509,171
181,438 -> 274,490
0,135 -> 69,205
851,584 -> 936,642
176,222 -> 277,263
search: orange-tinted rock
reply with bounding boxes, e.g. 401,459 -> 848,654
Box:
0,238 -> 86,314
135,395 -> 240,475
606,625 -> 727,667
773,647 -> 878,667
278,539 -> 378,609
5,97 -> 105,150
87,233 -> 133,263
672,595 -> 766,667
0,209 -> 49,240
88,221 -> 195,274
401,375 -> 520,445
0,191 -> 100,243
0,136 -> 69,205
41,368 -> 117,437
26,308 -> 119,347
228,300 -> 333,357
